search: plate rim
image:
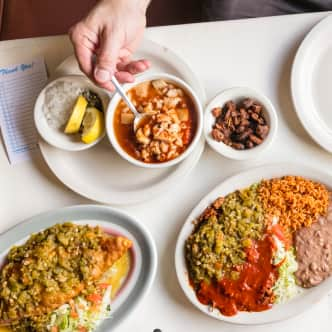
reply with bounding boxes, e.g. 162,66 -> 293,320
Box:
39,137 -> 205,205
175,162 -> 332,325
291,14 -> 332,153
0,204 -> 158,331
38,38 -> 207,205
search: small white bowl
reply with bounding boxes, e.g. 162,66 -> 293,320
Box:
204,87 -> 278,160
34,75 -> 110,151
106,72 -> 203,168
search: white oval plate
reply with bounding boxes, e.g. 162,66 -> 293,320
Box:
0,205 -> 157,331
292,14 -> 332,153
39,39 -> 206,205
175,163 -> 332,325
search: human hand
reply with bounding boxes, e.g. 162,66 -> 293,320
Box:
69,0 -> 150,91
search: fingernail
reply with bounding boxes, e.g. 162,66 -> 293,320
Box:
94,67 -> 111,83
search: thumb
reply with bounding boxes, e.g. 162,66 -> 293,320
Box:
94,29 -> 122,83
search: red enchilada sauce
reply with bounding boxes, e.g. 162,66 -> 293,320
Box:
114,81 -> 197,163
196,235 -> 278,316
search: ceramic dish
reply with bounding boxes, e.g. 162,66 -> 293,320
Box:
291,14 -> 332,153
0,205 -> 157,331
106,72 -> 203,169
204,87 -> 277,160
34,75 -> 110,151
175,163 -> 332,325
38,39 -> 206,205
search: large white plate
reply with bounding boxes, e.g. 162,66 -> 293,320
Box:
175,163 -> 332,325
0,205 -> 157,331
39,39 -> 206,205
292,14 -> 332,153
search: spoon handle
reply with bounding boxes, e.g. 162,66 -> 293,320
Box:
111,76 -> 139,116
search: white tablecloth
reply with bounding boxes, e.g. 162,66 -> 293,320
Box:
0,11 -> 331,332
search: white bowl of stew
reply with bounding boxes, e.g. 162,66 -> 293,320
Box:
106,73 -> 203,168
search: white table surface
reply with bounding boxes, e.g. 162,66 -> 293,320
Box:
0,11 -> 331,332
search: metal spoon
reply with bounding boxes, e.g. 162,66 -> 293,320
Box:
111,76 -> 148,131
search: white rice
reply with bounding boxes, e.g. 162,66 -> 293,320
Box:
43,81 -> 85,129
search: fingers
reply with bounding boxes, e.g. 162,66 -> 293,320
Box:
96,71 -> 135,92
69,23 -> 150,92
118,48 -> 132,61
97,59 -> 150,91
94,27 -> 122,85
117,59 -> 150,74
69,23 -> 98,78
114,72 -> 134,84
95,58 -> 151,92
73,45 -> 94,79
114,59 -> 150,85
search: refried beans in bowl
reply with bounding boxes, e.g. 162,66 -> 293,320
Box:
106,73 -> 203,168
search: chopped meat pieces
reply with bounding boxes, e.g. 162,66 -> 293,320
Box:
135,81 -> 150,98
152,79 -> 168,92
210,98 -> 270,150
211,128 -> 224,142
114,80 -> 197,163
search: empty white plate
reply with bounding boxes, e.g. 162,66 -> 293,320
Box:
292,14 -> 332,153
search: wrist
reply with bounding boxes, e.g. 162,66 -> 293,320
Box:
105,0 -> 150,13
140,0 -> 151,11
130,0 -> 150,14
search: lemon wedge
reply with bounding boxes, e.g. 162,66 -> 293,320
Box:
64,95 -> 88,134
81,107 -> 105,144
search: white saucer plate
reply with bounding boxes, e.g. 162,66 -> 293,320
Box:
39,39 -> 206,205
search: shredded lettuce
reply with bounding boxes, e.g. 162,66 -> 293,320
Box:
272,235 -> 286,266
273,248 -> 302,304
47,286 -> 112,332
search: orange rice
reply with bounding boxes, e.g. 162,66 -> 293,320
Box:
259,176 -> 329,234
